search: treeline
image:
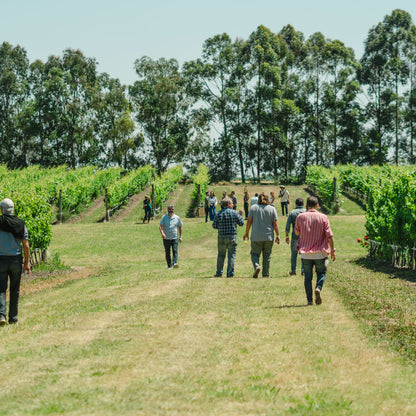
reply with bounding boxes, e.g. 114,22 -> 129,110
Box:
1,9 -> 416,180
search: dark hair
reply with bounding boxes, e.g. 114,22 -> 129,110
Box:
295,198 -> 304,206
306,196 -> 319,209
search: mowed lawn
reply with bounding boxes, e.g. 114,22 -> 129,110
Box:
1,185 -> 416,415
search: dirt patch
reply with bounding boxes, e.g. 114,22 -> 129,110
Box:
110,187 -> 151,222
69,196 -> 104,224
20,267 -> 95,296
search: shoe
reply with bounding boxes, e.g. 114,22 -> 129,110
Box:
0,315 -> 6,326
289,271 -> 296,276
226,274 -> 234,278
168,266 -> 172,270
213,273 -> 222,277
252,266 -> 261,279
307,301 -> 313,306
173,264 -> 179,268
315,288 -> 322,305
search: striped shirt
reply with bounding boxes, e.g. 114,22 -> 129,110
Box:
295,209 -> 333,255
212,207 -> 244,236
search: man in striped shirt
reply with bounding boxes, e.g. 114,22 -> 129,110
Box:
295,196 -> 336,305
212,197 -> 244,277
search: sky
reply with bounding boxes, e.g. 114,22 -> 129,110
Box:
1,0 -> 416,86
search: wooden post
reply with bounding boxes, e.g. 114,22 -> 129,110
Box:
59,189 -> 63,224
333,177 -> 339,213
105,188 -> 109,222
197,184 -> 201,207
151,184 -> 155,210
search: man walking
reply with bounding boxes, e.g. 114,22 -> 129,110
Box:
295,196 -> 336,305
285,198 -> 306,275
212,197 -> 244,277
243,193 -> 280,278
0,198 -> 30,325
159,205 -> 183,269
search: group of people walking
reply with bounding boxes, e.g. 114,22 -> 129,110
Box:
159,187 -> 336,306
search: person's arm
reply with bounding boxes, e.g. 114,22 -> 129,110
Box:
159,222 -> 166,239
178,225 -> 183,243
22,239 -> 31,275
328,236 -> 336,261
243,217 -> 252,240
285,214 -> 292,244
272,220 -> 280,244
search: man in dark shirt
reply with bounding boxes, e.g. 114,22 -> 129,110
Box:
285,198 -> 306,275
0,198 -> 31,325
212,197 -> 244,277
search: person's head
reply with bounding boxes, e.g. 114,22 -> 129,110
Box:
295,198 -> 304,207
0,198 -> 14,215
144,195 -> 150,201
258,192 -> 270,205
221,196 -> 233,209
255,193 -> 258,197
244,190 -> 249,196
167,205 -> 175,216
280,185 -> 285,190
209,191 -> 214,196
206,191 -> 209,196
306,196 -> 319,210
270,191 -> 275,197
231,191 -> 235,196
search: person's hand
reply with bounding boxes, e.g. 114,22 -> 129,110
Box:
285,237 -> 290,244
330,249 -> 336,261
243,233 -> 249,241
238,209 -> 243,216
161,232 -> 166,239
179,236 -> 182,243
23,264 -> 31,275
275,236 -> 281,245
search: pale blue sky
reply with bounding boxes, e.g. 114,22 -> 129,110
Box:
1,1 -> 415,85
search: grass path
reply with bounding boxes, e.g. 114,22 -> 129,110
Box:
1,185 -> 416,415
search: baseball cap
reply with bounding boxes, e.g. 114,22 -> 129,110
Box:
0,198 -> 14,214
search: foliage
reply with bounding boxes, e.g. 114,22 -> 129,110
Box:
190,164 -> 211,205
153,165 -> 183,207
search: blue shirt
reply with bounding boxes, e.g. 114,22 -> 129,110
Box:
285,206 -> 306,239
160,214 -> 183,240
212,207 -> 244,236
0,223 -> 29,256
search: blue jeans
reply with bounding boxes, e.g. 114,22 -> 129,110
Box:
301,258 -> 327,303
209,205 -> 216,221
250,240 -> 274,277
290,237 -> 302,274
163,239 -> 178,268
217,235 -> 238,277
0,255 -> 22,323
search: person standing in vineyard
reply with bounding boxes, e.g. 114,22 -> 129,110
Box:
0,198 -> 30,325
295,196 -> 336,306
159,205 -> 183,269
143,195 -> 152,224
279,186 -> 290,216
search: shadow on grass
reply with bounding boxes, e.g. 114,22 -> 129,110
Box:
353,257 -> 416,284
266,304 -> 310,309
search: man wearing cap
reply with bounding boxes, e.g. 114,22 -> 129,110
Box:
159,205 -> 183,269
279,185 -> 290,216
0,198 -> 30,325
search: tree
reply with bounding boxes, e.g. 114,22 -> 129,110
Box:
129,57 -> 192,174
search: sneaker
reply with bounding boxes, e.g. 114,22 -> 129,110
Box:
289,271 -> 296,276
315,288 -> 322,305
213,273 -> 222,277
307,301 -> 313,306
252,266 -> 261,279
0,315 -> 6,326
173,264 -> 179,268
168,266 -> 173,270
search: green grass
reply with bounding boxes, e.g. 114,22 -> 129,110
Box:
1,185 -> 416,415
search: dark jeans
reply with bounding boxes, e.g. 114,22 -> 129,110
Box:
216,235 -> 238,277
143,207 -> 151,222
204,207 -> 209,223
0,255 -> 22,323
163,239 -> 178,268
281,202 -> 288,216
244,202 -> 249,218
301,258 -> 327,303
290,237 -> 302,274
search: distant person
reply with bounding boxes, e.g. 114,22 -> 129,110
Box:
143,195 -> 152,224
250,193 -> 259,207
279,186 -> 290,216
244,193 -> 280,278
159,205 -> 183,269
230,191 -> 237,210
204,191 -> 210,223
285,198 -> 306,275
212,197 -> 244,277
0,198 -> 31,325
295,196 -> 336,305
270,191 -> 276,206
243,190 -> 250,219
208,191 -> 217,221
